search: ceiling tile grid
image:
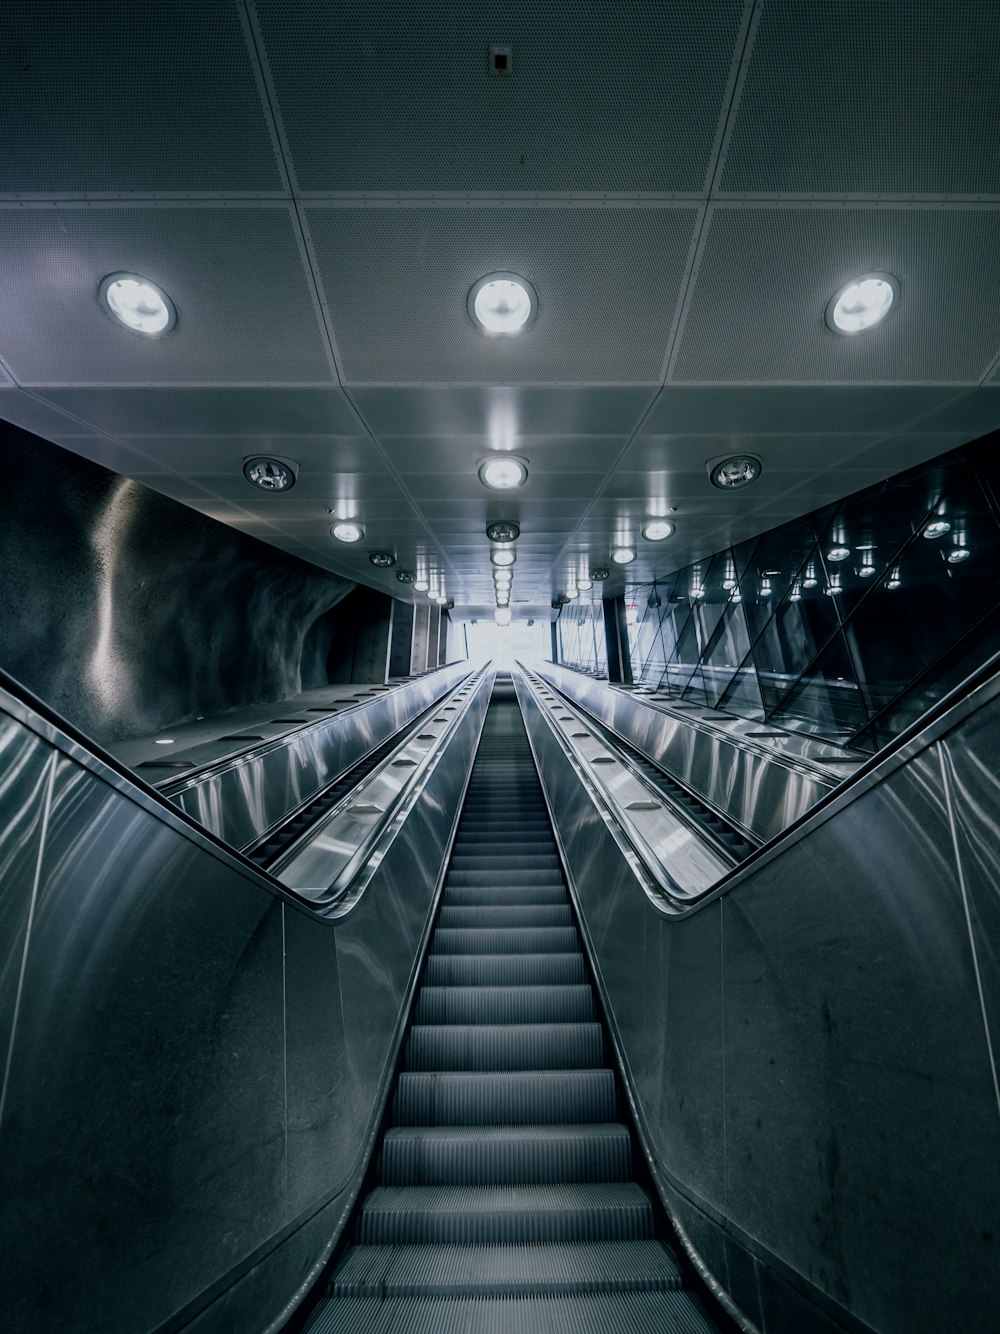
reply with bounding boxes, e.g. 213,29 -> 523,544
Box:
306,204 -> 700,384
0,206 -> 333,386
670,206 -> 1000,385
255,0 -> 747,193
0,1 -> 282,195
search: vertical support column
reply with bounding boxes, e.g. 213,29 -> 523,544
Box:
388,600 -> 415,679
550,620 -> 560,664
603,596 -> 633,684
411,604 -> 431,674
427,606 -> 441,671
438,612 -> 449,666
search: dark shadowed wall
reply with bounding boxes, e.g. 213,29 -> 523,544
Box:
0,423 -> 354,743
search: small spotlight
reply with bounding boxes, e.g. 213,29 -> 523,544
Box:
709,455 -> 762,490
369,551 -> 396,568
468,273 -> 537,336
641,519 -> 675,542
485,519 -> 520,543
99,272 -> 176,336
611,547 -> 636,565
243,456 -> 297,492
825,273 -> 898,335
332,521 -> 364,543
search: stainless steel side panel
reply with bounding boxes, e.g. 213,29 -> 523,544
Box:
0,675 -> 489,1333
164,663 -> 472,850
536,662 -> 833,842
520,669 -> 1000,1334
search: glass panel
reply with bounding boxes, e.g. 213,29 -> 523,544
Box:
751,543 -> 844,713
700,597 -> 753,705
769,631 -> 869,740
720,649 -> 765,719
741,517 -> 815,643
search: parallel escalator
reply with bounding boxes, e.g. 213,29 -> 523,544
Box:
303,679 -> 721,1333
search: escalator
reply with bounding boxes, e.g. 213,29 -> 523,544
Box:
303,679 -> 720,1333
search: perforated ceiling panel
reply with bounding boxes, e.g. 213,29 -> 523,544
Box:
0,206 -> 332,385
256,0 -> 745,192
308,205 -> 698,384
721,0 -> 1000,195
0,2 -> 281,193
672,207 -> 1000,384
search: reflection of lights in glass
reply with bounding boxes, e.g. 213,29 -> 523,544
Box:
827,546 -> 851,562
642,519 -> 675,541
611,547 -> 636,565
691,584 -> 705,600
722,578 -> 735,590
495,607 -> 512,626
100,273 -> 176,335
802,564 -> 818,588
730,587 -> 742,603
789,581 -> 802,602
479,456 -> 528,490
494,571 -> 512,586
491,548 -> 516,567
435,594 -> 448,604
825,273 -> 898,334
759,577 -> 772,598
947,546 -> 971,564
332,521 -> 364,542
923,519 -> 951,539
414,579 -> 429,592
577,577 -> 592,591
825,574 -> 843,595
626,605 -> 639,626
565,588 -> 579,600
468,274 -> 537,335
886,567 -> 902,589
710,455 -> 762,489
857,551 -> 876,578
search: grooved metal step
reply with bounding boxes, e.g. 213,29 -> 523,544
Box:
437,905 -> 573,929
442,885 -> 568,906
415,985 -> 595,1025
393,1070 -> 618,1126
306,1292 -> 718,1334
423,952 -> 588,986
405,1023 -> 604,1072
331,1240 -> 683,1297
379,1124 -> 631,1185
358,1183 -> 655,1244
431,927 -> 580,954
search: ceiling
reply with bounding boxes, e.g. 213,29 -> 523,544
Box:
2,0 -> 1000,618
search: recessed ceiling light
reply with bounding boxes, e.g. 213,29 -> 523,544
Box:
486,519 -> 520,543
435,594 -> 448,604
887,568 -> 902,589
242,456 -> 297,492
589,568 -> 610,582
825,273 -> 898,335
709,455 -> 762,490
577,577 -> 592,591
468,273 -> 537,335
495,607 -> 512,626
827,546 -> 851,562
802,564 -> 818,588
491,548 -> 516,567
923,519 -> 951,539
99,272 -> 176,336
564,588 -> 579,600
369,550 -> 396,567
414,578 -> 429,592
331,521 -> 364,543
396,569 -> 415,583
611,547 -> 636,565
479,455 -> 528,490
947,547 -> 971,564
642,519 -> 675,541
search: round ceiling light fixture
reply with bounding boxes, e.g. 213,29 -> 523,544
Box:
641,519 -> 675,542
589,567 -> 610,582
709,455 -> 762,491
923,518 -> 952,539
435,594 -> 448,604
331,521 -> 364,543
485,519 -> 520,543
396,569 -> 415,584
468,272 -> 538,336
478,455 -> 529,491
947,546 -> 971,564
827,546 -> 851,562
369,550 -> 396,568
99,272 -> 177,336
242,456 -> 297,492
577,577 -> 592,591
611,546 -> 636,565
414,578 -> 429,592
564,588 -> 579,600
491,548 -> 516,567
825,272 -> 899,335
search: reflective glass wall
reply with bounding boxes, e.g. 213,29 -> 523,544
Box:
571,440 -> 1000,752
557,597 -> 607,676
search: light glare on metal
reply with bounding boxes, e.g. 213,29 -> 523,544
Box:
479,456 -> 528,490
611,546 -> 636,565
468,273 -> 537,335
331,521 -> 364,543
100,273 -> 176,335
826,273 -> 898,335
243,456 -> 296,492
710,455 -> 761,490
641,519 -> 675,541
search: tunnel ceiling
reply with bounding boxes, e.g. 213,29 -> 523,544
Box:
2,1 -> 1000,616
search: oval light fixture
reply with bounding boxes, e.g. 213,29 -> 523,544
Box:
485,519 -> 520,543
331,521 -> 364,543
577,577 -> 592,591
709,455 -> 762,490
923,519 -> 951,539
827,546 -> 851,562
611,546 -> 636,565
946,546 -> 971,564
396,569 -> 415,583
642,519 -> 675,542
242,456 -> 297,492
99,272 -> 176,336
414,578 -> 429,592
491,548 -> 516,567
479,455 -> 529,490
369,550 -> 396,568
825,272 -> 899,335
468,273 -> 538,335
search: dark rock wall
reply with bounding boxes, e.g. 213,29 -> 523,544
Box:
0,424 -> 354,743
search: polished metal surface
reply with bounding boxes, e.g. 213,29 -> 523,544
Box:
516,668 -> 731,901
162,663 -> 472,851
520,659 -> 1000,1334
0,671 -> 488,1333
536,661 -> 842,843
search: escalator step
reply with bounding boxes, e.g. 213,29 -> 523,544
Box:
431,927 -> 580,955
416,985 -> 595,1025
446,870 -> 566,887
437,905 -> 572,929
442,885 -> 567,906
358,1183 -> 654,1244
449,854 -> 562,872
423,952 -> 587,986
405,1023 -> 603,1072
378,1124 -> 631,1185
331,1240 -> 682,1297
393,1070 -> 616,1127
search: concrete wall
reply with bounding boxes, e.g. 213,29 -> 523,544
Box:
0,423 -> 354,744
